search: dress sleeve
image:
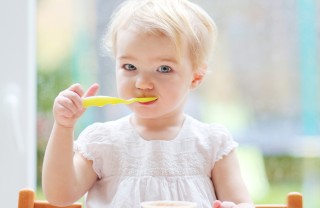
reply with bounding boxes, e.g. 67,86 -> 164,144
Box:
73,123 -> 112,179
210,125 -> 238,163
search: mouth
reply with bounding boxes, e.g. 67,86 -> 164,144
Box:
138,97 -> 158,105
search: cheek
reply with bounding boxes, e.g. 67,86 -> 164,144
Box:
116,74 -> 127,94
163,86 -> 187,101
116,75 -> 135,97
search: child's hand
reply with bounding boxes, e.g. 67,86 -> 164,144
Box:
53,83 -> 99,128
213,200 -> 237,208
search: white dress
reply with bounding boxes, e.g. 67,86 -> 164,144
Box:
74,114 -> 238,208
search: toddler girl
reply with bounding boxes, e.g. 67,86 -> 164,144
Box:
42,0 -> 254,208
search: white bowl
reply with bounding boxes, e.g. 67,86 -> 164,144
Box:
141,201 -> 197,208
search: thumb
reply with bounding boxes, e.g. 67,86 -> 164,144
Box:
83,83 -> 100,98
213,200 -> 222,208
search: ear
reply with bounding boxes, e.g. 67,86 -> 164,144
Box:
191,64 -> 207,89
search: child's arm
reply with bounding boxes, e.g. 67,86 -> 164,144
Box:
212,150 -> 254,208
42,83 -> 99,206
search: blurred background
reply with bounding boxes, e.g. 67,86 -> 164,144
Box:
1,0 -> 319,207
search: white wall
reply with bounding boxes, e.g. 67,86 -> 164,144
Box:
0,0 -> 36,207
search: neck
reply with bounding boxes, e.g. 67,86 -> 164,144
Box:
130,113 -> 186,140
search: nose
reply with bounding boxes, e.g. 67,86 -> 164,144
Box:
135,73 -> 154,90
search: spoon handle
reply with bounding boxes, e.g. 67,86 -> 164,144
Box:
82,96 -> 157,108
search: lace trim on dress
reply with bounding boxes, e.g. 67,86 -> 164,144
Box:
215,141 -> 238,162
74,143 -> 94,160
73,143 -> 103,179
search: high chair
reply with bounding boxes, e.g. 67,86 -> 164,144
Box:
18,189 -> 82,208
18,189 -> 302,208
255,192 -> 303,208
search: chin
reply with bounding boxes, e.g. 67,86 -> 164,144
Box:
133,113 -> 157,119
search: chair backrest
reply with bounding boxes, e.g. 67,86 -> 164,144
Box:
256,192 -> 303,208
18,189 -> 82,208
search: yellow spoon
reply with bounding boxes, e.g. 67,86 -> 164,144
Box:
82,96 -> 158,108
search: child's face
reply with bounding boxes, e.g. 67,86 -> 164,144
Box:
115,28 -> 203,119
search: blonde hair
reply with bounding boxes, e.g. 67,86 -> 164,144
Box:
104,0 -> 217,70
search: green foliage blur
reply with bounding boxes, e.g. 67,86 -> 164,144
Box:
37,63 -> 73,112
36,61 -> 73,187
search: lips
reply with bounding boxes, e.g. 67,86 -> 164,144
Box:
138,98 -> 158,105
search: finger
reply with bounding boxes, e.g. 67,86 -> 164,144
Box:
83,83 -> 99,98
56,105 -> 74,118
68,83 -> 85,97
220,201 -> 237,208
61,95 -> 81,114
59,89 -> 83,111
213,200 -> 222,208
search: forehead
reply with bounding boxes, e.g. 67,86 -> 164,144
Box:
115,28 -> 184,61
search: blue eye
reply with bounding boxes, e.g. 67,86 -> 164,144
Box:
123,64 -> 137,71
157,65 -> 172,73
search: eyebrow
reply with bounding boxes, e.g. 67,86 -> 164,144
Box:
157,57 -> 179,64
117,55 -> 178,64
117,55 -> 136,60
